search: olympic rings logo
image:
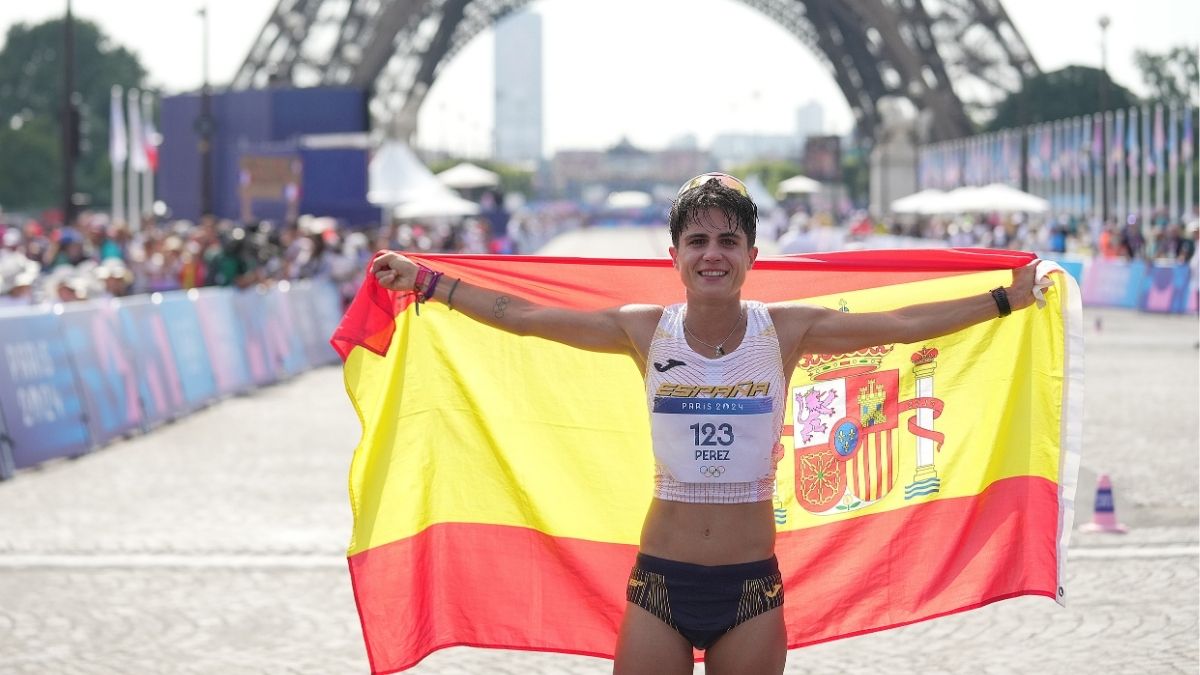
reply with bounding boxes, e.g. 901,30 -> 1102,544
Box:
699,466 -> 726,478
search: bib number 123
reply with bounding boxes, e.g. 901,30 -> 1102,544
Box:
690,422 -> 734,446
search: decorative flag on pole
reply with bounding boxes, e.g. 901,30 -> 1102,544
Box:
334,251 -> 1083,675
109,85 -> 126,225
1153,104 -> 1166,219
1184,105 -> 1195,223
141,95 -> 159,173
127,90 -> 148,174
1168,105 -> 1179,220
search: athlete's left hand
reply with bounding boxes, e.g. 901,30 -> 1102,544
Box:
1006,260 -> 1040,312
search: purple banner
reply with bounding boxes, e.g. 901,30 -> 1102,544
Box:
157,292 -> 219,410
117,297 -> 187,429
261,285 -> 309,378
1140,264 -> 1194,314
1081,260 -> 1146,308
233,289 -> 280,387
58,302 -> 143,445
192,290 -> 254,396
0,310 -> 91,467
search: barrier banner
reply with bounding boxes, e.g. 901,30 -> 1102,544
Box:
312,281 -> 348,351
233,289 -> 280,387
288,281 -> 340,368
1140,264 -> 1193,314
58,302 -> 143,446
0,310 -> 91,467
193,289 -> 254,396
1040,256 -> 1085,289
118,297 -> 186,429
262,287 -> 310,378
0,411 -> 14,480
157,292 -> 219,410
1081,259 -> 1144,308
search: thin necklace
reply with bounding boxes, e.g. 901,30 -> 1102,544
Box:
684,305 -> 745,357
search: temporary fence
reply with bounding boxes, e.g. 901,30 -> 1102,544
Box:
0,279 -> 343,480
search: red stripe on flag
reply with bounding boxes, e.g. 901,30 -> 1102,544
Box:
349,475 -> 1059,673
874,433 -> 884,499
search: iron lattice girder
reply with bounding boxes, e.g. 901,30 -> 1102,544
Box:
234,0 -> 1039,143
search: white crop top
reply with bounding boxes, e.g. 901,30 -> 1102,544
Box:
644,301 -> 786,504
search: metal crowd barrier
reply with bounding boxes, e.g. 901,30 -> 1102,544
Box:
0,279 -> 344,480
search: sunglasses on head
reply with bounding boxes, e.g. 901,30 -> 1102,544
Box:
676,172 -> 750,198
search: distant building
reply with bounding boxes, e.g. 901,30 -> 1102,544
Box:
494,11 -> 543,166
549,138 -> 711,199
795,101 -> 825,141
709,132 -> 803,167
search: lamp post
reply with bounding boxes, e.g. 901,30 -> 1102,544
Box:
197,3 -> 215,218
61,0 -> 77,226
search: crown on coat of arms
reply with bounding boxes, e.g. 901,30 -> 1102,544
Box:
800,345 -> 893,381
911,347 -> 939,365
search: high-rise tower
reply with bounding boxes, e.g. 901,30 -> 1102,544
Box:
493,11 -> 543,166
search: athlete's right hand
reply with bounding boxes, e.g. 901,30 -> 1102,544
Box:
370,251 -> 418,292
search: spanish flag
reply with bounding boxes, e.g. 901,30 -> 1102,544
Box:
333,249 -> 1082,674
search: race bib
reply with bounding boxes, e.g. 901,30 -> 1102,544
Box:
650,396 -> 775,483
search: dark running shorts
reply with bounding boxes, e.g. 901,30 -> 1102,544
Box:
625,553 -> 783,650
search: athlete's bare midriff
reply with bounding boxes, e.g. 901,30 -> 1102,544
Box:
638,498 -> 776,565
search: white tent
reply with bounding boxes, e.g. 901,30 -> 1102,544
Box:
744,175 -> 777,210
366,140 -> 444,205
437,162 -> 500,190
889,189 -> 947,215
776,174 -> 821,196
368,141 -> 481,219
940,183 -> 1049,214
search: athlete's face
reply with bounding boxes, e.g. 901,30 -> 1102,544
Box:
669,208 -> 758,297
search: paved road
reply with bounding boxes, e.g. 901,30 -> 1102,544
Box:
0,307 -> 1195,674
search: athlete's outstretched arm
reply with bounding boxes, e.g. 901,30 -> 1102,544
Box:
370,251 -> 644,355
778,263 -> 1042,358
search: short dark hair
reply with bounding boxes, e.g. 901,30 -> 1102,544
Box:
668,177 -> 758,248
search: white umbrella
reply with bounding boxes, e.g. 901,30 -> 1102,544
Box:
436,162 -> 500,190
604,190 -> 653,209
940,184 -> 1048,214
890,189 -> 946,214
776,174 -> 821,196
394,188 -> 481,219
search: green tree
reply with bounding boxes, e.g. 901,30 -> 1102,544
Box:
0,17 -> 146,213
986,65 -> 1138,131
1134,45 -> 1199,104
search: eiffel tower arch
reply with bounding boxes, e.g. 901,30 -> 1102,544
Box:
232,0 -> 1038,145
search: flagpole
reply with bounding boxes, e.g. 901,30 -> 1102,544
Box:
110,85 -> 125,227
1080,117 -> 1089,216
127,88 -> 140,231
1168,104 -> 1179,221
1155,103 -> 1165,221
1114,110 -> 1124,223
1186,105 -> 1195,224
1091,114 -> 1100,223
142,91 -> 154,219
1142,104 -> 1152,228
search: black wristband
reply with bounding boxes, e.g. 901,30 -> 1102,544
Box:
446,277 -> 461,310
990,286 -> 1012,318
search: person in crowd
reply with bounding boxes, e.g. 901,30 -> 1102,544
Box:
370,172 -> 1042,675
